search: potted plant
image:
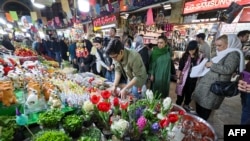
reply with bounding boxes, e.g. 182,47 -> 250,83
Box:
0,116 -> 25,141
62,114 -> 83,138
37,109 -> 64,129
78,126 -> 102,141
34,130 -> 71,141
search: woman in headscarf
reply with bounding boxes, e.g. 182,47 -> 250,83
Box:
175,40 -> 203,112
133,35 -> 149,73
149,36 -> 173,98
192,34 -> 244,120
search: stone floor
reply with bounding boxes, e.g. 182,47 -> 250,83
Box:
169,82 -> 241,141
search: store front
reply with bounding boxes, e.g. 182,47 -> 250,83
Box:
92,13 -> 121,37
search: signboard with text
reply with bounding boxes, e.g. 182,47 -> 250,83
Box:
93,14 -> 117,27
183,0 -> 250,14
239,7 -> 250,22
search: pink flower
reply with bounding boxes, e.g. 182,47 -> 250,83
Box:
137,116 -> 147,132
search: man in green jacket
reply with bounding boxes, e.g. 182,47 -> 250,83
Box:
105,39 -> 147,99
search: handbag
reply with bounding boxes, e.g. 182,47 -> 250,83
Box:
210,81 -> 239,97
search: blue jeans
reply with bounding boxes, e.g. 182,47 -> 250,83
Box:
241,92 -> 250,124
55,52 -> 62,63
131,86 -> 141,99
105,70 -> 115,82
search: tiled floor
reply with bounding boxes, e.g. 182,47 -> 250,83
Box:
169,82 -> 241,141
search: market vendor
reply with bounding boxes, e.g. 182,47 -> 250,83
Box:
105,39 -> 147,99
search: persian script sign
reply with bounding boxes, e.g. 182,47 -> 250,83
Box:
93,14 -> 117,27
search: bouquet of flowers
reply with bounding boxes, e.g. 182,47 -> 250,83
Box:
128,89 -> 185,140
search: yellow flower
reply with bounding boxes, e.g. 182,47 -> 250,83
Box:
82,100 -> 94,112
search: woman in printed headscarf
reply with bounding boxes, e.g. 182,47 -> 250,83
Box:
133,35 -> 149,73
192,34 -> 244,120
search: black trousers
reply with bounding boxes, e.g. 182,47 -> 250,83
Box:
176,77 -> 197,106
196,103 -> 212,120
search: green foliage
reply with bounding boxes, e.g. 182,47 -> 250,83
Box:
78,127 -> 101,141
0,116 -> 18,141
62,114 -> 83,132
34,130 -> 71,141
37,109 -> 64,129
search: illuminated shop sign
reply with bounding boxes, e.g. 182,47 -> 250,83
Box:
183,0 -> 250,14
93,14 -> 117,27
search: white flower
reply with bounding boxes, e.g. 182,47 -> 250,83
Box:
82,100 -> 94,112
163,97 -> 172,111
146,89 -> 153,101
157,113 -> 164,120
111,119 -> 129,137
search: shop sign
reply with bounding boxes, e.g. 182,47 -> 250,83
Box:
93,14 -> 117,27
183,0 -> 250,14
239,7 -> 250,22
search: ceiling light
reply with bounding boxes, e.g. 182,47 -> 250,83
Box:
31,0 -> 45,9
78,0 -> 90,12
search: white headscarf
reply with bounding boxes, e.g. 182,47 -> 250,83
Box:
212,34 -> 244,72
190,34 -> 245,78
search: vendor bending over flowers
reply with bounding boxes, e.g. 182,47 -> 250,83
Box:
105,39 -> 147,99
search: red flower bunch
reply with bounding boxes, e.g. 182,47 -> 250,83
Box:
168,113 -> 179,123
113,97 -> 120,107
101,90 -> 111,99
90,94 -> 101,104
159,118 -> 170,128
97,101 -> 111,112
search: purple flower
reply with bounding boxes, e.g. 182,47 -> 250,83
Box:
151,122 -> 160,132
137,116 -> 147,132
135,107 -> 143,119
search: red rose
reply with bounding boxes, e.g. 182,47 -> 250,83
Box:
159,118 -> 169,128
168,113 -> 179,123
101,90 -> 111,99
113,97 -> 120,107
90,94 -> 101,104
97,101 -> 111,112
120,101 -> 129,110
179,110 -> 185,115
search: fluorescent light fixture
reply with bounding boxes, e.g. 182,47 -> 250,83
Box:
31,0 -> 45,9
163,4 -> 171,10
78,0 -> 90,12
101,24 -> 116,29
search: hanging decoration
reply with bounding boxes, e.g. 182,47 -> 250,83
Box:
146,8 -> 154,26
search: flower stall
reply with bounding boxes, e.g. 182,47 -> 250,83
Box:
0,48 -> 217,140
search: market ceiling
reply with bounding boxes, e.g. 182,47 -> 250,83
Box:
0,0 -> 114,20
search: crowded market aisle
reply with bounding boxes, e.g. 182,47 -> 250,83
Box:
169,81 -> 241,141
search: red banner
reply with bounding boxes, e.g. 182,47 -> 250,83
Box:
239,7 -> 250,22
93,14 -> 117,27
183,0 -> 250,14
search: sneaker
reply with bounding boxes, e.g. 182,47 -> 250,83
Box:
183,105 -> 194,112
